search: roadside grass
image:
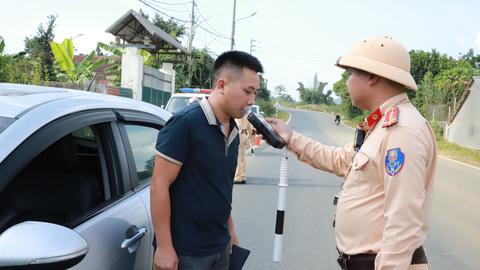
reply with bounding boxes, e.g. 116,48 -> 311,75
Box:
291,103 -> 480,167
275,111 -> 290,122
436,139 -> 480,167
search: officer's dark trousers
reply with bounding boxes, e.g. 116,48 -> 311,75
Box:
337,246 -> 428,270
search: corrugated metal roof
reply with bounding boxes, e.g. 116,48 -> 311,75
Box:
106,9 -> 188,54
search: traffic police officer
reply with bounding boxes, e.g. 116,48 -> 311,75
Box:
234,114 -> 254,184
267,36 -> 437,270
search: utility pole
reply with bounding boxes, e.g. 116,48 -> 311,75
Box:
187,0 -> 196,85
250,39 -> 257,54
230,0 -> 237,50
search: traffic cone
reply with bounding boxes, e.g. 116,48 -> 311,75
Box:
254,135 -> 261,146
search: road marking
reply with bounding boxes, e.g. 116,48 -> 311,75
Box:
289,109 -> 480,171
438,155 -> 480,171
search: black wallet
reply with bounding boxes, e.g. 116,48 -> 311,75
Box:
229,245 -> 250,270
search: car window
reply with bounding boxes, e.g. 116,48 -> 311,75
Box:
124,124 -> 159,184
0,116 -> 15,134
0,123 -> 115,233
165,96 -> 189,113
72,126 -> 95,141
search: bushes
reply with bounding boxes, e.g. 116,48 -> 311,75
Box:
255,98 -> 275,117
430,121 -> 446,139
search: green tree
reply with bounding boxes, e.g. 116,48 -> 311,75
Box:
138,10 -> 215,89
174,48 -> 214,88
0,37 -> 10,82
459,48 -> 480,69
24,15 -> 57,81
274,84 -> 294,103
274,84 -> 287,97
50,39 -> 107,84
409,49 -> 456,85
257,75 -> 270,100
434,60 -> 476,106
97,42 -> 123,86
412,71 -> 437,116
0,37 -> 4,54
153,14 -> 186,40
332,71 -> 363,119
296,79 -> 331,105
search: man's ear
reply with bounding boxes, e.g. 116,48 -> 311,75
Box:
216,79 -> 226,95
368,74 -> 379,86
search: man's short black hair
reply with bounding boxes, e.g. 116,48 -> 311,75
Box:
213,50 -> 263,83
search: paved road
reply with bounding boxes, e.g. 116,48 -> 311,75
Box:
232,108 -> 480,270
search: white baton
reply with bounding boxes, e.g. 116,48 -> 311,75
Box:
273,147 -> 288,262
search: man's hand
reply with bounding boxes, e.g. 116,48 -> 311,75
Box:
266,118 -> 293,144
153,245 -> 178,270
230,230 -> 240,248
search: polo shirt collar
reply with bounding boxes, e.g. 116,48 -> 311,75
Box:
200,97 -> 217,126
199,97 -> 239,147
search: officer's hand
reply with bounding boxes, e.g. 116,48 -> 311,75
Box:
266,118 -> 293,144
153,245 -> 178,270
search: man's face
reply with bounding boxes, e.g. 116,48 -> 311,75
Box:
346,68 -> 371,110
222,68 -> 260,119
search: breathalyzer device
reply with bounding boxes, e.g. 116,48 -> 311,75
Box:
247,112 -> 286,149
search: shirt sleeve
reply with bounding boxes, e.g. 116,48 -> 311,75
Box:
288,131 -> 355,177
375,126 -> 430,269
155,114 -> 190,165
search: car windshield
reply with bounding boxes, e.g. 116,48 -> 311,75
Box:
165,97 -> 190,113
250,106 -> 259,114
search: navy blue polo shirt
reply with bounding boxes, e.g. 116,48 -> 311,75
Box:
155,98 -> 239,256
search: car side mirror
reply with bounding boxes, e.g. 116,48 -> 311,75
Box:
259,111 -> 264,117
0,221 -> 88,269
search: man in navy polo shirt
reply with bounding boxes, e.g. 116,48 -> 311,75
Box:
151,51 -> 263,270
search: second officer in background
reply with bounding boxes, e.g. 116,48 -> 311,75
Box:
234,114 -> 254,184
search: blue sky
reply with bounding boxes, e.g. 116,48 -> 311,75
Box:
1,0 -> 479,100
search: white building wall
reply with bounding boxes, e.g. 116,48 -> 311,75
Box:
446,77 -> 480,150
121,47 -> 144,100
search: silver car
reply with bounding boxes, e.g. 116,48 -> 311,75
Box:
0,83 -> 171,269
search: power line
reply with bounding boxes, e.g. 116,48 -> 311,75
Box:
196,25 -> 230,39
138,0 -> 190,23
147,0 -> 192,5
194,6 -> 229,40
142,0 -> 190,13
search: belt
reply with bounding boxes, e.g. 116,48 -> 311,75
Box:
337,246 -> 427,270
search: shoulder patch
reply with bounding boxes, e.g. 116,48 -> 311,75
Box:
382,106 -> 399,128
385,148 -> 405,176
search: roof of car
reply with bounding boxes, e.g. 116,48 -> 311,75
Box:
170,92 -> 209,98
0,83 -> 169,119
0,83 -> 171,163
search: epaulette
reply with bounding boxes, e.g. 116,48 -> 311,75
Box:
382,106 -> 399,128
365,108 -> 382,130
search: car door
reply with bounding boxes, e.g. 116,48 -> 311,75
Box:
114,109 -> 167,265
0,109 -> 155,270
72,109 -> 167,270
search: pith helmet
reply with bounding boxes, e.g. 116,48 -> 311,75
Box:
336,36 -> 417,91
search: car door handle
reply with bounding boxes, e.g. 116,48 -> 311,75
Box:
121,226 -> 147,253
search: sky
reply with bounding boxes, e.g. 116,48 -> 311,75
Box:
1,0 -> 480,100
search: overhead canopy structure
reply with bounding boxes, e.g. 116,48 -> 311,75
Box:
106,9 -> 188,54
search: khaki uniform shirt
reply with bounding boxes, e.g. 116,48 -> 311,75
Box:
288,93 -> 437,269
235,115 -> 253,145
